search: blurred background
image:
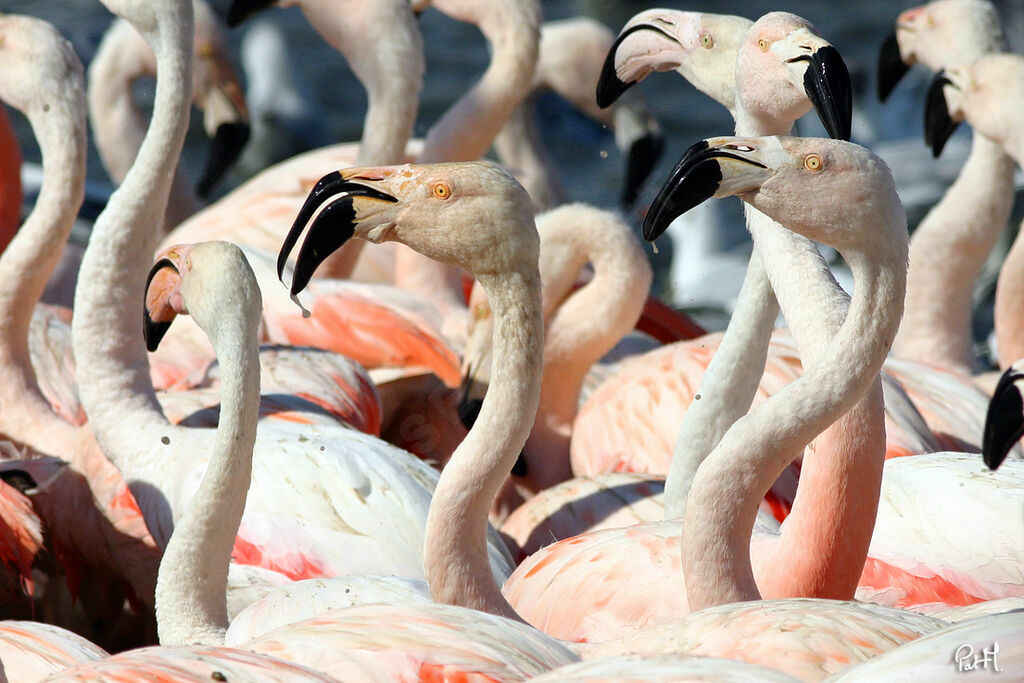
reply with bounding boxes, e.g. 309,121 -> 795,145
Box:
6,0 -> 1024,350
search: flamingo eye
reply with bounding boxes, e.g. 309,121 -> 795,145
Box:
804,154 -> 823,171
700,32 -> 714,49
758,37 -> 769,52
432,182 -> 452,199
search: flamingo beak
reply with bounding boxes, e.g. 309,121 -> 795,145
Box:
983,366 -> 1024,470
277,170 -> 399,298
225,0 -> 277,27
924,71 -> 962,157
614,100 -> 665,208
643,137 -> 773,242
143,257 -> 184,352
876,28 -> 910,102
785,43 -> 853,141
197,119 -> 250,198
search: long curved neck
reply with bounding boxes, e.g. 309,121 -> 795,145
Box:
664,107 -> 794,516
418,0 -> 539,163
683,221 -> 906,610
155,303 -> 261,647
894,133 -> 1015,375
71,12 -> 193,485
527,208 -> 650,482
0,79 -> 86,454
989,133 -> 1024,370
88,19 -> 198,231
423,266 -> 543,620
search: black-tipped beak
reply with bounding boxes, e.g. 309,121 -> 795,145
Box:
196,121 -> 250,198
794,45 -> 853,141
983,367 -> 1024,470
642,140 -> 767,242
622,131 -> 665,209
0,470 -> 38,495
143,258 -> 179,352
596,24 -> 679,109
225,0 -> 277,27
278,172 -> 397,297
924,72 -> 960,158
876,28 -> 909,102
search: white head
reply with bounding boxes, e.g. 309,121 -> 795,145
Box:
0,14 -> 84,117
644,135 -> 906,256
735,12 -> 852,139
596,9 -> 753,113
924,53 -> 1024,158
279,161 -> 539,299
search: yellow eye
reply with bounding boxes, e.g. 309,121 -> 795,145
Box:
700,32 -> 714,49
432,182 -> 451,199
197,43 -> 215,60
804,154 -> 823,171
758,37 -> 768,52
473,303 -> 490,320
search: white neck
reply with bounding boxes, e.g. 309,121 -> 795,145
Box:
526,206 -> 651,482
894,132 -> 1015,375
423,266 -> 543,620
71,5 -> 194,539
682,209 -> 907,609
418,0 -> 539,163
664,108 -> 795,516
155,297 -> 261,646
88,18 -> 199,229
0,72 -> 86,453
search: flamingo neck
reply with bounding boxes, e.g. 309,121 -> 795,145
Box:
88,19 -> 198,229
663,107 -> 794,516
894,132 -> 1015,375
71,8 -> 194,516
527,206 -> 651,487
995,217 -> 1024,369
0,74 -> 86,453
418,0 -> 540,163
683,209 -> 907,610
155,290 -> 261,647
424,266 -> 543,620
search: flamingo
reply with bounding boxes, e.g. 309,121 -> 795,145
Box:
68,0 -> 513,593
925,53 -> 1024,375
281,154 -> 949,680
140,239 -> 576,679
879,0 -> 1014,378
0,12 -> 163,618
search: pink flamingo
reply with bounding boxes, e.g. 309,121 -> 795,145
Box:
880,0 -> 1013,379
927,53 -> 1024,377
69,0 -> 512,593
280,152 -> 950,680
141,239 -> 573,679
0,12 -> 163,615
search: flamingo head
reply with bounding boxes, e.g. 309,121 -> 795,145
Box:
644,135 -> 904,253
924,54 -> 1024,157
144,241 -> 262,352
596,10 -> 753,113
877,0 -> 1005,102
279,161 -> 538,300
736,12 -> 852,141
